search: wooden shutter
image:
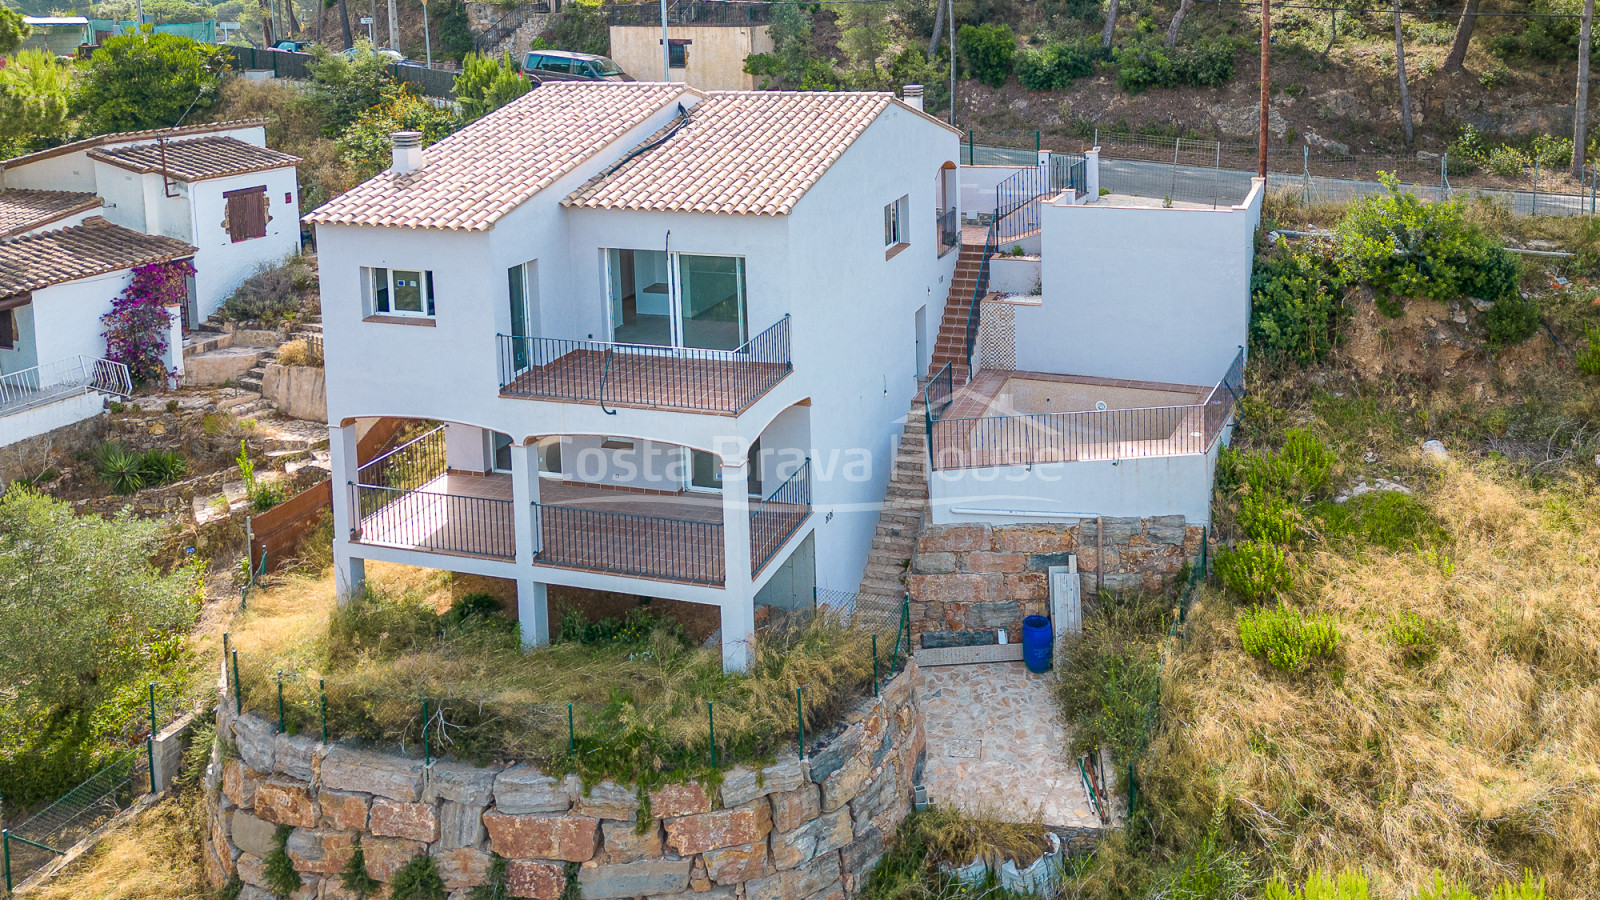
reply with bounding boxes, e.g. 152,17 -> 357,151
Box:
225,186 -> 268,242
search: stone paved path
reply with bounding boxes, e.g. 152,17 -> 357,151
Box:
919,661 -> 1100,829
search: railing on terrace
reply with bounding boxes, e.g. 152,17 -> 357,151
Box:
750,458 -> 810,575
533,502 -> 726,585
0,355 -> 131,416
928,348 -> 1246,470
354,484 -> 516,559
937,207 -> 959,255
993,153 -> 1087,246
357,424 -> 445,489
498,316 -> 791,414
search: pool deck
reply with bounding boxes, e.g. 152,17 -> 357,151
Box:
918,661 -> 1102,830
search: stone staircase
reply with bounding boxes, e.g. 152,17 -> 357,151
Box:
191,312 -> 323,420
928,237 -> 988,381
855,395 -> 931,601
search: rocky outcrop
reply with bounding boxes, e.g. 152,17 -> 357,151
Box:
204,663 -> 925,900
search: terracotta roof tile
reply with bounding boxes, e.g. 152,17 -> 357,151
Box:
562,91 -> 896,216
0,217 -> 196,298
303,82 -> 689,231
0,189 -> 103,239
0,119 -> 271,169
87,136 -> 300,182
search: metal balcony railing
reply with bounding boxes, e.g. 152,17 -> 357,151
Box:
354,483 -> 516,560
937,207 -> 959,255
498,316 -> 791,415
750,458 -> 810,574
0,355 -> 131,416
928,348 -> 1246,470
357,424 -> 445,490
533,502 -> 726,585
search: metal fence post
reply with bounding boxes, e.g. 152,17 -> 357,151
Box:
967,129 -> 974,165
1035,130 -> 1040,153
567,703 -> 575,755
146,737 -> 156,795
795,687 -> 805,759
3,829 -> 11,892
232,649 -> 242,714
707,702 -> 717,768
148,682 -> 157,738
319,679 -> 327,744
422,698 -> 431,766
1533,161 -> 1540,215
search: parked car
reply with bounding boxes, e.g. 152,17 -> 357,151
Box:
272,39 -> 316,52
339,45 -> 405,63
522,49 -> 632,82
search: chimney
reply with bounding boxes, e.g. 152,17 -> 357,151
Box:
390,131 -> 423,175
903,84 -> 924,111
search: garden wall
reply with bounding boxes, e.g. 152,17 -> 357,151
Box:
204,662 -> 925,900
908,518 -> 1203,647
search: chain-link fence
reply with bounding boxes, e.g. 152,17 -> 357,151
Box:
961,127 -> 1600,216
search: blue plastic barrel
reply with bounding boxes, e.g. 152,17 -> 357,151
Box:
1022,615 -> 1052,673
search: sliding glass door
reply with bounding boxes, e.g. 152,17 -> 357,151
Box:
605,249 -> 746,350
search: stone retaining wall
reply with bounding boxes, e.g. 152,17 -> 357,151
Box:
204,662 -> 924,900
908,518 -> 1203,646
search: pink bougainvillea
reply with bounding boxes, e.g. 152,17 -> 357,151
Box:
102,259 -> 193,386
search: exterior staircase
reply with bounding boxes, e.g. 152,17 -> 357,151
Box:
855,395 -> 930,600
928,235 -> 989,382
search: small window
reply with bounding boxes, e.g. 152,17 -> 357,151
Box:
0,308 -> 15,350
369,267 -> 436,318
884,194 -> 908,248
538,54 -> 572,74
224,186 -> 268,242
667,40 -> 689,68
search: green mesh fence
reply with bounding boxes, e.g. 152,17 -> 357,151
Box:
3,748 -> 147,893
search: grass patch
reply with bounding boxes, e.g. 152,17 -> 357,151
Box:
229,563 -> 876,789
1237,604 -> 1340,673
1054,591 -> 1170,760
25,794 -> 207,900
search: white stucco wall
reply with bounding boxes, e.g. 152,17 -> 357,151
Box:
0,391 -> 104,447
988,256 -> 1040,295
1022,178 -> 1263,386
189,167 -> 301,319
11,205 -> 99,239
959,164 -> 1032,219
26,271 -> 131,365
927,435 -> 1225,526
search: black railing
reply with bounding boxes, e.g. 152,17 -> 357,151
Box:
937,207 -> 959,255
928,348 -> 1247,470
533,502 -> 726,585
750,458 -> 810,575
217,45 -> 457,98
607,1 -> 776,26
354,484 -> 516,559
498,316 -> 791,414
993,154 -> 1088,246
962,225 -> 997,375
357,424 -> 445,490
923,361 -> 954,434
1053,153 -> 1088,195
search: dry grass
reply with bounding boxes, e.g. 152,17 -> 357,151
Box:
28,795 -> 207,900
227,562 -> 877,780
275,339 -> 323,368
1143,463 -> 1600,898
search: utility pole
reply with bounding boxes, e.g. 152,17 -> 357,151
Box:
1576,0 -> 1595,177
422,0 -> 432,67
660,0 -> 670,80
386,0 -> 398,50
948,0 -> 955,126
1258,0 -> 1270,177
1394,0 -> 1415,147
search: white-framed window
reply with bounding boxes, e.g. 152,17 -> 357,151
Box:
368,266 -> 436,318
884,195 -> 908,247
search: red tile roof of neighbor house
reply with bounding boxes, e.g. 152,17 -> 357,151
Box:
0,217 -> 196,299
0,119 -> 272,170
304,81 -> 691,231
0,189 -> 103,239
87,136 -> 301,182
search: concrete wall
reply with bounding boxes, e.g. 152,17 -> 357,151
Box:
608,25 -> 773,90
190,168 -> 302,320
0,405 -> 105,481
261,364 -> 326,421
27,271 -> 130,363
0,391 -> 105,447
205,661 -> 925,900
988,256 -> 1040,296
908,518 -> 1203,645
957,165 -> 1031,220
1024,179 -> 1264,386
927,437 -> 1224,527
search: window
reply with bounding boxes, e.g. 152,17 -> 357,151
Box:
884,195 -> 908,249
369,267 -> 436,318
533,54 -> 571,74
667,40 -> 689,68
224,186 -> 268,242
0,308 -> 14,350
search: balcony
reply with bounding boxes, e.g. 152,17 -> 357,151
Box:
0,355 -> 131,417
926,350 -> 1244,470
351,427 -> 813,584
496,316 -> 792,416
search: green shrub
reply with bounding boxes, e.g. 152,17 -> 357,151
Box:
1576,325 -> 1600,375
958,23 -> 1015,88
1114,40 -> 1234,93
341,838 -> 382,899
1262,868 -> 1372,900
93,442 -> 146,494
1314,491 -> 1445,551
1054,592 -> 1169,759
219,258 -> 316,322
1412,871 -> 1545,900
1484,295 -> 1541,347
1250,245 -> 1348,365
1016,40 -> 1097,91
1238,428 -> 1336,503
138,448 -> 188,485
1215,540 -> 1294,604
1388,611 -> 1437,665
1335,174 -> 1519,311
1236,493 -> 1300,545
454,51 -> 531,122
469,854 -> 518,900
441,592 -> 514,636
1487,145 -> 1527,176
389,853 -> 447,900
1164,812 -> 1256,900
1238,605 -> 1339,672
264,825 -> 303,898
556,606 -> 687,651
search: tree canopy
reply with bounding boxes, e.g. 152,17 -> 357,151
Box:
0,6 -> 30,55
0,48 -> 76,155
75,30 -> 226,133
454,51 -> 531,122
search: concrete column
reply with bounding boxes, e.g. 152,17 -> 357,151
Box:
509,438 -> 548,648
516,577 -> 550,649
1085,148 -> 1101,199
1036,150 -> 1050,168
720,457 -> 755,672
330,421 -> 365,603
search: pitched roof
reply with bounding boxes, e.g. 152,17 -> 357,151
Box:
0,217 -> 196,298
0,189 -> 103,239
0,119 -> 271,170
563,91 -> 913,216
303,81 -> 690,231
87,136 -> 301,182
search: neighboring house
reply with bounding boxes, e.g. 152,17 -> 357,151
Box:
19,16 -> 92,55
0,215 -> 195,445
924,150 -> 1261,527
0,119 -> 300,328
606,1 -> 773,90
307,81 -> 962,669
